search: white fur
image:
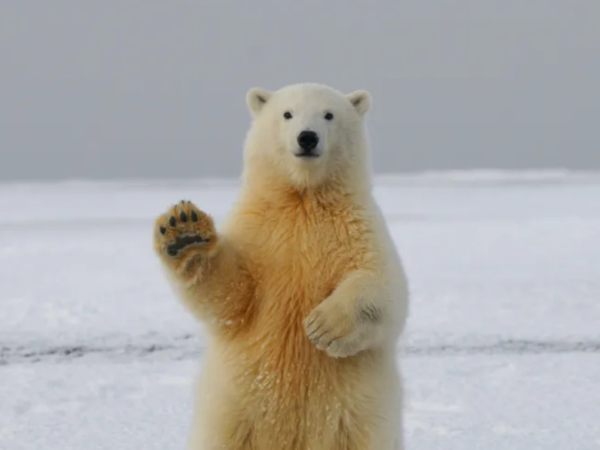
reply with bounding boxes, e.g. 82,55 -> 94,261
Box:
184,83 -> 409,450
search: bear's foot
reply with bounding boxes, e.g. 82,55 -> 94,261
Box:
154,201 -> 216,257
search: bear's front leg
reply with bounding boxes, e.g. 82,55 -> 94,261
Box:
303,271 -> 389,358
154,201 -> 254,334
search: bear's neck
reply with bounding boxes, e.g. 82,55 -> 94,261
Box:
241,166 -> 372,208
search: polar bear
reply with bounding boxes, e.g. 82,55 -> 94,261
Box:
153,83 -> 409,450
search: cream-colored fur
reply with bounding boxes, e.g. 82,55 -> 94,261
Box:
153,83 -> 409,450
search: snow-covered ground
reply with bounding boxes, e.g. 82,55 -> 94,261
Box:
1,171 -> 599,449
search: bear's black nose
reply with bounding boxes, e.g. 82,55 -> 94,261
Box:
297,130 -> 319,152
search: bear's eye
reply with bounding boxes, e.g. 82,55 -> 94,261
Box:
283,111 -> 293,120
324,112 -> 334,121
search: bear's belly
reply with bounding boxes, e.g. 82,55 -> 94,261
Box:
225,301 -> 379,440
233,236 -> 361,403
228,334 -> 380,450
195,263 -> 393,449
196,332 -> 392,450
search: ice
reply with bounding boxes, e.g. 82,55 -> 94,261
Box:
1,171 -> 599,449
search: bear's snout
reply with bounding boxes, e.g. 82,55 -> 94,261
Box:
296,130 -> 320,157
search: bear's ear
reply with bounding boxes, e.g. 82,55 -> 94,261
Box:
346,90 -> 372,116
246,88 -> 272,117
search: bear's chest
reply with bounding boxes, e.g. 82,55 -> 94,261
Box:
232,200 -> 367,363
241,199 -> 368,311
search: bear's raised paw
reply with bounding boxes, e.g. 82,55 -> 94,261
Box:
154,201 -> 216,257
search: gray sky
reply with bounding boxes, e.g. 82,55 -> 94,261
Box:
1,0 -> 599,181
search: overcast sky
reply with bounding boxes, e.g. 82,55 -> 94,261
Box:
1,0 -> 599,181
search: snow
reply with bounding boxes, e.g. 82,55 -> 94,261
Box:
1,171 -> 599,449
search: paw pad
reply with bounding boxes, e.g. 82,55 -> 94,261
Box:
155,201 -> 215,258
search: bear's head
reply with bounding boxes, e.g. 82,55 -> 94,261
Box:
243,83 -> 372,191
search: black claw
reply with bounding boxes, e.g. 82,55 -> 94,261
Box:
191,210 -> 198,222
180,211 -> 188,222
169,216 -> 177,227
180,200 -> 186,205
159,226 -> 166,235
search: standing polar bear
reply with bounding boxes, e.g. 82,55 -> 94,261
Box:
153,83 -> 409,450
